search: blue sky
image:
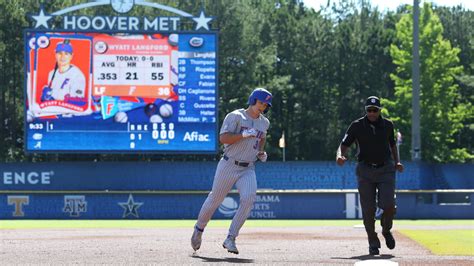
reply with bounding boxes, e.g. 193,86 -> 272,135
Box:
302,0 -> 474,11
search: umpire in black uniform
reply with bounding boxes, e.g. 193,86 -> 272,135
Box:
336,96 -> 404,255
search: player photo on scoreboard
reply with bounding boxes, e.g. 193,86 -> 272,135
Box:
29,34 -> 93,118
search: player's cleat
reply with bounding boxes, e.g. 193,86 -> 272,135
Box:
369,246 -> 380,255
223,236 -> 239,254
382,231 -> 396,249
191,226 -> 203,251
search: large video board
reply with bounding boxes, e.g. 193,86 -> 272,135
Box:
25,31 -> 218,153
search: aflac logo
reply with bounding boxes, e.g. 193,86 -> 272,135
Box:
218,197 -> 238,217
183,131 -> 210,142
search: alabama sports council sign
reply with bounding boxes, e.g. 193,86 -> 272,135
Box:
25,1 -> 218,154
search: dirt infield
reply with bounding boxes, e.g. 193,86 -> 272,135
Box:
1,226 -> 473,265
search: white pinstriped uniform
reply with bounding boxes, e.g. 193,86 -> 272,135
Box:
195,108 -> 270,238
48,65 -> 86,100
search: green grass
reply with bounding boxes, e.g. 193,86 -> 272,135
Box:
0,219 -> 472,229
399,229 -> 474,256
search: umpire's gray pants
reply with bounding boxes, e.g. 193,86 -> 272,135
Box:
356,161 -> 396,246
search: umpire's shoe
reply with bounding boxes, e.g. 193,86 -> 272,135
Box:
223,235 -> 239,254
191,226 -> 203,251
368,234 -> 381,255
383,231 -> 396,249
369,246 -> 380,255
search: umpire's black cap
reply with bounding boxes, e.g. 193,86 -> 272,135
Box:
365,96 -> 381,109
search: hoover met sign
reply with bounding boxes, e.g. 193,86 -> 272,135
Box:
30,0 -> 214,31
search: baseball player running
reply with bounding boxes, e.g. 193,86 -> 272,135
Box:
191,88 -> 272,254
41,40 -> 86,102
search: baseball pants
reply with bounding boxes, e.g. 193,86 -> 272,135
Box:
356,161 -> 396,246
195,158 -> 257,238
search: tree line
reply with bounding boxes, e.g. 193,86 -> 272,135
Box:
0,0 -> 472,163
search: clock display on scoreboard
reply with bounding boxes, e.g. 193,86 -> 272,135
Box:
24,32 -> 218,153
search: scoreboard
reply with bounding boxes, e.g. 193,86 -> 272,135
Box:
25,32 -> 218,153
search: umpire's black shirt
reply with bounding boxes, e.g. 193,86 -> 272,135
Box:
341,115 -> 396,164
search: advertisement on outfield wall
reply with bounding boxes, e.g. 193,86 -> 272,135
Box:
2,192 -> 472,219
0,193 -> 346,219
2,192 -> 473,219
24,1 -> 218,153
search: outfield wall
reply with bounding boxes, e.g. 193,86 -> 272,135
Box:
1,162 -> 473,219
1,161 -> 472,190
1,191 -> 472,219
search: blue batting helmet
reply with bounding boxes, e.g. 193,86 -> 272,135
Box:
248,88 -> 272,113
56,40 -> 73,54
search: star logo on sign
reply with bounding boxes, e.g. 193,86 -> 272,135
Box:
31,8 -> 53,29
118,194 -> 143,218
192,10 -> 213,31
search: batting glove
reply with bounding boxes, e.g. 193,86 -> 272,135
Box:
257,151 -> 267,162
41,86 -> 54,101
242,128 -> 257,138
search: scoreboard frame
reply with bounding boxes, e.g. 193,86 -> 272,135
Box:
23,29 -> 219,155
